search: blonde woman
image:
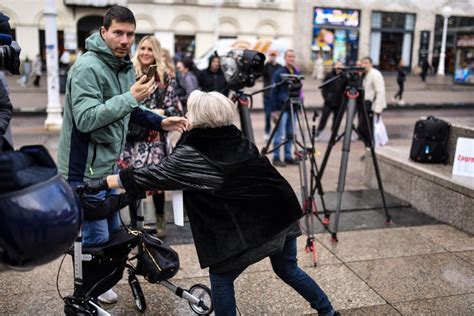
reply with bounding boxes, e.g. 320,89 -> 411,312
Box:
118,35 -> 180,236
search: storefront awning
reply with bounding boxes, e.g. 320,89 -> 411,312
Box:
64,0 -> 127,7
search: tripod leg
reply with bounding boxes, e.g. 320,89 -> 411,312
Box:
359,102 -> 392,224
319,97 -> 347,179
261,107 -> 286,155
332,96 -> 358,242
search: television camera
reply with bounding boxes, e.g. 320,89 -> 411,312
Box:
0,12 -> 21,75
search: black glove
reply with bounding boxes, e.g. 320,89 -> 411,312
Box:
75,179 -> 109,196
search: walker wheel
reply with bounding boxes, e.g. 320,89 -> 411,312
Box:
129,273 -> 146,312
188,284 -> 214,315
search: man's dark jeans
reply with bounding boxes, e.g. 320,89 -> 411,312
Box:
209,238 -> 334,315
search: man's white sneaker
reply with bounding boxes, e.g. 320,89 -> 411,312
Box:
98,289 -> 119,304
398,99 -> 406,106
263,133 -> 270,141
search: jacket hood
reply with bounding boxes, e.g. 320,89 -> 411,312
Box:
85,32 -> 132,70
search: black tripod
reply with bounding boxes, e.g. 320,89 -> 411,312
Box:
318,68 -> 392,242
258,75 -> 331,266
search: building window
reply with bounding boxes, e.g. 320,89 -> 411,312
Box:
433,15 -> 474,74
175,35 -> 195,60
311,7 -> 360,65
370,11 -> 415,71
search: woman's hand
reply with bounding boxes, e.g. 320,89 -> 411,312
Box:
161,117 -> 188,133
76,179 -> 109,195
152,109 -> 165,115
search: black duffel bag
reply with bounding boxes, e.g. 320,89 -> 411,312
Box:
137,232 -> 180,283
409,116 -> 450,163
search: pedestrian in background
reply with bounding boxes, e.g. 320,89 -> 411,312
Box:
392,59 -> 406,105
19,56 -> 31,87
118,35 -> 181,237
312,52 -> 324,80
32,54 -> 42,87
176,59 -> 199,113
316,61 -> 345,138
198,55 -> 229,96
271,49 -> 300,167
420,59 -> 430,82
57,6 -> 186,304
358,56 -> 387,149
262,50 -> 281,141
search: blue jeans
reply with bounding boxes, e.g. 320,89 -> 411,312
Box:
273,111 -> 294,161
263,96 -> 272,134
209,238 -> 334,316
69,181 -> 121,246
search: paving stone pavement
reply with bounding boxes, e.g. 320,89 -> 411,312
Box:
1,109 -> 473,314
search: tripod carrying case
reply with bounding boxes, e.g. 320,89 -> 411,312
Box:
409,116 -> 450,163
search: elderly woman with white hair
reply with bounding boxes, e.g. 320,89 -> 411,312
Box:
82,90 -> 338,316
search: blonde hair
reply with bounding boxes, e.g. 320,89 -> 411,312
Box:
161,48 -> 175,75
187,91 -> 237,129
132,36 -> 167,82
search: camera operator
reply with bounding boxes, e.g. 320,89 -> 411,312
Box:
80,90 -> 340,316
198,55 -> 229,96
270,49 -> 300,167
358,56 -> 387,149
0,74 -> 12,152
57,6 -> 186,303
262,51 -> 282,141
316,61 -> 345,138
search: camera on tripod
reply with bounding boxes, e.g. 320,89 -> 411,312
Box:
0,12 -> 21,75
219,49 -> 265,91
280,73 -> 304,98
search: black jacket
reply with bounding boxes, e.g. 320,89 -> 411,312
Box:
321,70 -> 345,108
0,81 -> 13,151
263,62 -> 281,97
197,68 -> 229,96
120,125 -> 302,271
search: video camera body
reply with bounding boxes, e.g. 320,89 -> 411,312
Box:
280,73 -> 304,98
0,12 -> 21,75
219,49 -> 265,91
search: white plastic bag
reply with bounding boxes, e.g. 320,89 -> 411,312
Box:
373,116 -> 388,147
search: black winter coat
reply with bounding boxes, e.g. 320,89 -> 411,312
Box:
321,70 -> 345,108
120,125 -> 302,271
197,68 -> 229,96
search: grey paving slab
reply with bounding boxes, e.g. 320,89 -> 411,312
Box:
340,304 -> 401,315
393,294 -> 474,316
233,264 -> 385,313
409,224 -> 474,252
454,251 -> 474,266
348,253 -> 474,303
305,206 -> 441,235
317,189 -> 409,212
1,290 -> 65,315
0,255 -> 73,297
316,227 -> 445,262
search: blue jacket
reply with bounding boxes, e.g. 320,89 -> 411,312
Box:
270,66 -> 300,112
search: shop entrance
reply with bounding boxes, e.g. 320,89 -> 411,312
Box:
379,32 -> 403,71
77,16 -> 102,51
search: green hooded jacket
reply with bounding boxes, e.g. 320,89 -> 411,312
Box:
57,32 -> 162,182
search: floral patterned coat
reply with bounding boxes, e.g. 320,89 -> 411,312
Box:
118,72 -> 180,171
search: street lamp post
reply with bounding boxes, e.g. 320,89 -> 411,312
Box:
43,0 -> 63,131
437,5 -> 452,76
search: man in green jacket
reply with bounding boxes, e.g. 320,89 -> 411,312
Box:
57,6 -> 186,302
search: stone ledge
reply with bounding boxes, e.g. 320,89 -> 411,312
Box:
373,146 -> 473,198
364,145 -> 473,235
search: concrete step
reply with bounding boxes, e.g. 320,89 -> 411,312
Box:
364,145 -> 474,235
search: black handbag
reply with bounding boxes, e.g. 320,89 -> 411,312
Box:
137,232 -> 180,283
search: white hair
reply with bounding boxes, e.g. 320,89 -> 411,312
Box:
187,91 -> 237,129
